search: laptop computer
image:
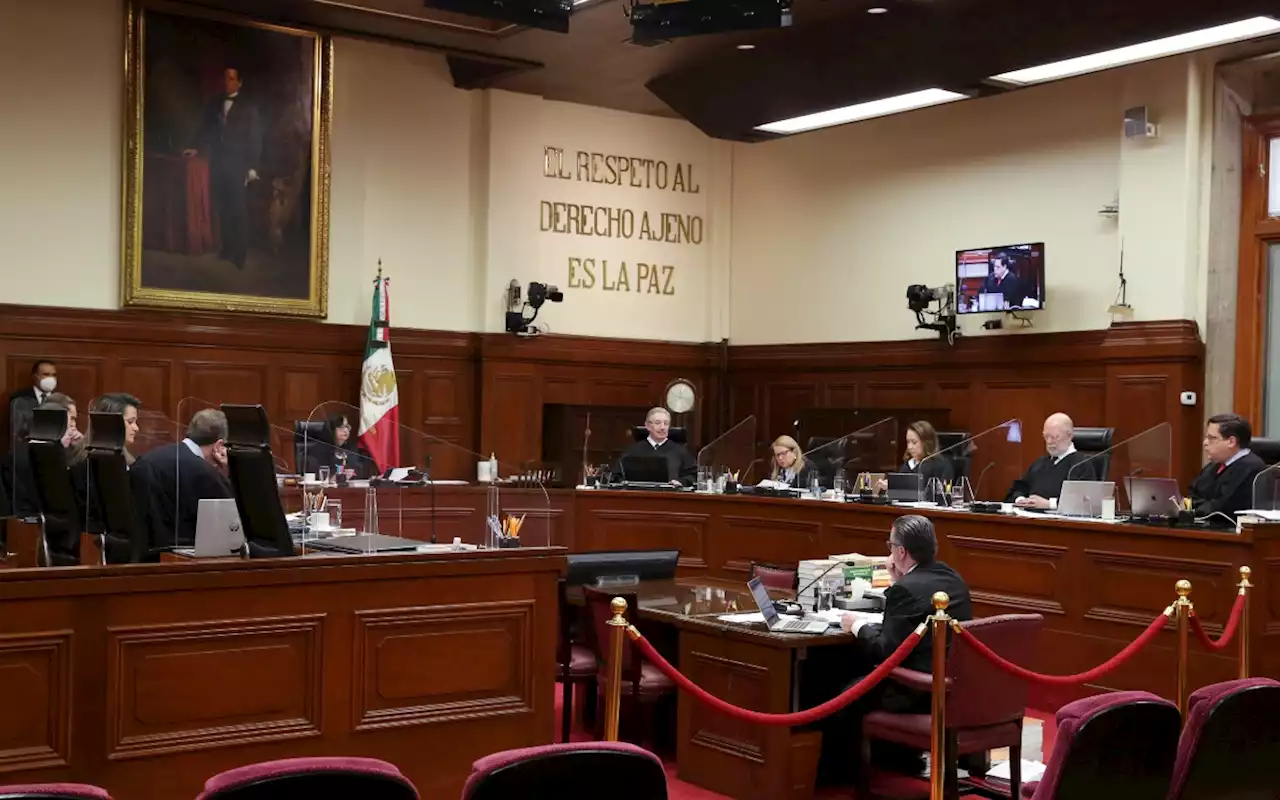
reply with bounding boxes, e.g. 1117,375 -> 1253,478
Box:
619,454 -> 673,484
193,498 -> 245,557
1057,480 -> 1116,518
305,534 -> 426,554
886,473 -> 923,503
746,577 -> 829,634
1125,476 -> 1183,517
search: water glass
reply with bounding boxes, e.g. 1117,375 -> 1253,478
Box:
950,481 -> 965,507
325,499 -> 342,530
317,466 -> 330,485
697,466 -> 712,493
833,473 -> 848,502
809,473 -> 823,498
816,585 -> 834,612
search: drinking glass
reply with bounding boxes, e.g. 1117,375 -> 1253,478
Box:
950,481 -> 965,507
816,585 -> 834,612
318,466 -> 331,485
809,473 -> 823,498
833,473 -> 848,502
325,499 -> 342,530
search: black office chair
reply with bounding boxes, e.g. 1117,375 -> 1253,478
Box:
631,426 -> 687,445
936,431 -> 972,479
224,404 -> 295,558
25,409 -> 81,567
1073,427 -> 1115,480
293,419 -> 330,474
1250,437 -> 1280,466
85,412 -> 151,564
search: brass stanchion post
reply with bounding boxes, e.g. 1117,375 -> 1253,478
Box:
929,591 -> 951,800
1239,566 -> 1252,679
1175,580 -> 1192,720
603,597 -> 628,742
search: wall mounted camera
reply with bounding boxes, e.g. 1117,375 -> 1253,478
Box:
906,283 -> 960,345
505,279 -> 564,336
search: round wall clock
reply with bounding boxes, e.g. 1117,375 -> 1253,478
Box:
665,379 -> 696,414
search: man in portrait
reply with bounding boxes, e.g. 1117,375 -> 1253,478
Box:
184,66 -> 262,269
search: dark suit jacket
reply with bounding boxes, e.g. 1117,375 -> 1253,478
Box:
7,387 -> 39,406
857,560 -> 973,674
303,441 -> 376,480
132,442 -> 232,548
901,455 -> 955,486
1005,450 -> 1098,502
981,271 -> 1030,308
199,95 -> 262,179
1189,451 -> 1267,519
773,460 -> 821,489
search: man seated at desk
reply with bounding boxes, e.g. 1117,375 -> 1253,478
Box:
1006,412 -> 1097,509
824,515 -> 973,778
614,406 -> 696,486
1189,413 -> 1266,520
132,409 -> 232,547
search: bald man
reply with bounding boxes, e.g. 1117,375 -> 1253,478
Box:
1005,413 -> 1099,509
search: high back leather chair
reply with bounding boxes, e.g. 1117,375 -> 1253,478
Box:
631,426 -> 687,445
26,409 -> 80,566
197,757 -> 418,800
85,412 -> 149,564
1249,437 -> 1280,466
750,562 -> 798,590
223,404 -> 294,558
936,431 -> 971,479
582,586 -> 674,743
293,419 -> 329,474
1025,691 -> 1179,800
860,614 -> 1043,800
1167,678 -> 1280,800
461,742 -> 667,800
1071,427 -> 1114,479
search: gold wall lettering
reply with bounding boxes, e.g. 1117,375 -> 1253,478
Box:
568,258 -> 675,296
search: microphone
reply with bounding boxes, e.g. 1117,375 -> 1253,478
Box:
581,413 -> 591,484
425,453 -> 436,544
739,457 -> 767,485
972,460 -> 996,500
1129,467 -> 1146,478
785,559 -> 854,612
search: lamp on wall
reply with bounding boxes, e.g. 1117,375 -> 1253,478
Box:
505,280 -> 564,336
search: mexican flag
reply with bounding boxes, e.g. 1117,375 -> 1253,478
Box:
358,272 -> 400,471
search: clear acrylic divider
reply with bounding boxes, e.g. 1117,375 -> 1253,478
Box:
1067,422 -> 1172,515
8,396 -> 36,520
911,418 -> 1025,503
807,417 -> 899,497
299,400 -> 551,553
1251,463 -> 1280,513
695,415 -> 757,492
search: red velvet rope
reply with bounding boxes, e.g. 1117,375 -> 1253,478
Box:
629,626 -> 923,726
955,609 -> 1172,686
1189,593 -> 1246,652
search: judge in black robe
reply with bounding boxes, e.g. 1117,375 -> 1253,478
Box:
769,435 -> 821,489
1188,413 -> 1267,520
613,407 -> 696,486
1006,413 -> 1099,507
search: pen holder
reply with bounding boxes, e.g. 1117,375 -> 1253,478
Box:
498,537 -> 521,549
724,480 -> 739,494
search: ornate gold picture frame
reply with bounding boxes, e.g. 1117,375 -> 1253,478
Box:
122,0 -> 331,317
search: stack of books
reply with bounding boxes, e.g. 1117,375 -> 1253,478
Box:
797,559 -> 843,608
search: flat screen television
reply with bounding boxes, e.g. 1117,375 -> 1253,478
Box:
955,242 -> 1045,314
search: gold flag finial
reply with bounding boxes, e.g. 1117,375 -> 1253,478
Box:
376,259 -> 383,280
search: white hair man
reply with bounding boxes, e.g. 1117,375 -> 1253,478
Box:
612,406 -> 696,486
1006,412 -> 1098,509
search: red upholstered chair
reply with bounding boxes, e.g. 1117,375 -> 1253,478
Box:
582,586 -> 675,743
1166,677 -> 1280,800
750,562 -> 798,591
460,741 -> 667,800
196,757 -> 419,799
860,614 -> 1043,800
558,582 -> 598,741
0,786 -> 110,800
1020,691 -> 1179,800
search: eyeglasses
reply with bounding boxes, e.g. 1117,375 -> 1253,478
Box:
886,539 -> 902,551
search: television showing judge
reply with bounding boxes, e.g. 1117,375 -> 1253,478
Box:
955,242 -> 1045,314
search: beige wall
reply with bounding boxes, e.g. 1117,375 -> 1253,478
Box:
728,55 -> 1215,345
0,0 -> 1240,351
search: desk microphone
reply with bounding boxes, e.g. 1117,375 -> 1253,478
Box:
782,559 -> 853,613
972,460 -> 996,499
739,458 -> 767,485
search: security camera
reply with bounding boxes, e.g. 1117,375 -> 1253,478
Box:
906,283 -> 960,345
527,282 -> 563,309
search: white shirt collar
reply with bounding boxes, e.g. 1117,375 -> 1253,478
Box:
907,457 -> 919,469
1225,447 -> 1252,468
182,438 -> 204,458
1052,444 -> 1077,464
647,437 -> 665,449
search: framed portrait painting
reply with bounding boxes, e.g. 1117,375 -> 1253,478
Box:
122,1 -> 331,317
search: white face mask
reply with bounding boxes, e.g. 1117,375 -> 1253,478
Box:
37,376 -> 57,393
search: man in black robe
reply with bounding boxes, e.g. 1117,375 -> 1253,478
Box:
613,406 -> 696,486
1006,412 -> 1098,507
1188,413 -> 1266,520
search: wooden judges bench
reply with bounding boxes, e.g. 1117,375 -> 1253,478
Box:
270,485 -> 1278,704
0,546 -> 563,799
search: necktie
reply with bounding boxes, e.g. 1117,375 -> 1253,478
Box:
1217,463 -> 1226,475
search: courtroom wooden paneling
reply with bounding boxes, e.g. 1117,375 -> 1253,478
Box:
574,490 -> 1274,709
728,321 -> 1206,490
0,547 -> 563,800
